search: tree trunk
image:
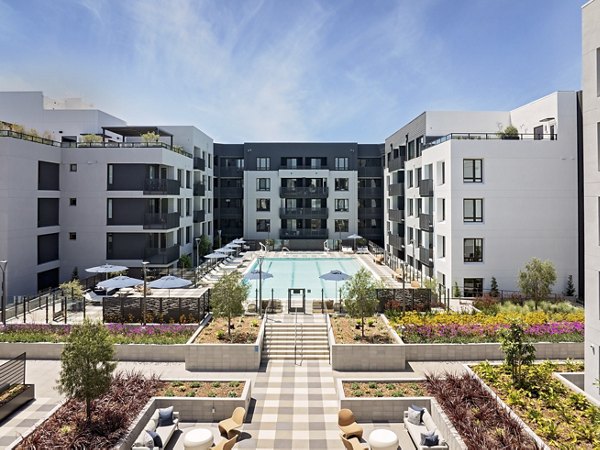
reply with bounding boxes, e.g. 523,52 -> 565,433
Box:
361,316 -> 365,339
86,397 -> 91,424
228,315 -> 232,341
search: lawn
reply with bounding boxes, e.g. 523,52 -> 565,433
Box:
331,316 -> 395,344
0,323 -> 197,344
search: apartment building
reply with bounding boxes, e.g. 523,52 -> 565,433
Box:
583,0 -> 600,401
213,143 -> 384,250
0,92 -> 213,298
385,91 -> 581,297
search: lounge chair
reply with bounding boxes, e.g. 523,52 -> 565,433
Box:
212,435 -> 237,449
218,407 -> 246,438
340,433 -> 368,450
338,409 -> 363,439
342,246 -> 354,254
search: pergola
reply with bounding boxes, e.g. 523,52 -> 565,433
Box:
101,126 -> 174,148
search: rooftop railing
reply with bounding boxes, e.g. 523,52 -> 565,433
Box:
424,132 -> 557,149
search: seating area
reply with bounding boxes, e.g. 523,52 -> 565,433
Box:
403,406 -> 448,450
132,406 -> 179,450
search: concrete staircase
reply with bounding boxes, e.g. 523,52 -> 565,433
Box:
262,318 -> 330,361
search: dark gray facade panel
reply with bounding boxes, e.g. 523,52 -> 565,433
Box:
37,233 -> 59,264
38,161 -> 59,190
109,198 -> 146,225
108,233 -> 147,259
108,164 -> 147,191
37,198 -> 59,227
37,267 -> 59,292
357,143 -> 384,158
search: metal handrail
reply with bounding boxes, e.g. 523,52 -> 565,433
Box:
424,132 -> 557,149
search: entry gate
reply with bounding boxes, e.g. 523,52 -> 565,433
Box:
288,288 -> 305,313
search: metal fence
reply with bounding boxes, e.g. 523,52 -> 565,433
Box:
376,288 -> 438,314
0,352 -> 26,392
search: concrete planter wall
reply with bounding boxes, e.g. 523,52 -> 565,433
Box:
118,379 -> 251,450
337,378 -> 466,450
184,317 -> 265,371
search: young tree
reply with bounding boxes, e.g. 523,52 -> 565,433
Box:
198,234 -> 211,257
489,276 -> 499,297
452,282 -> 461,298
518,258 -> 557,310
564,275 -> 576,297
179,254 -> 192,269
60,279 -> 84,302
57,319 -> 116,424
342,268 -> 383,339
211,271 -> 249,341
499,321 -> 536,387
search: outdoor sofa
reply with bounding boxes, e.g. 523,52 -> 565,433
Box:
132,406 -> 179,450
403,407 -> 448,450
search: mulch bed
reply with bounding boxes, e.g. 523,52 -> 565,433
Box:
157,380 -> 245,398
194,316 -> 260,344
343,381 -> 426,397
331,316 -> 395,344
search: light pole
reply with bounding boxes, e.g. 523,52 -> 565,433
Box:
0,261 -> 6,325
217,229 -> 222,249
258,255 -> 264,316
142,261 -> 149,325
195,237 -> 201,285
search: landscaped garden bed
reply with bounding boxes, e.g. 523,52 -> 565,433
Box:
156,380 -> 245,398
193,316 -> 260,344
331,316 -> 395,343
390,308 -> 584,344
472,360 -> 599,449
0,323 -> 196,344
342,381 -> 426,397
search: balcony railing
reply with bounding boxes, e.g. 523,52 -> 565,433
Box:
193,183 -> 206,196
358,166 -> 381,177
424,132 -> 558,149
143,178 -> 180,195
418,179 -> 433,197
279,207 -> 328,219
388,209 -> 404,222
419,213 -> 433,232
358,187 -> 382,198
219,208 -> 243,218
387,233 -> 404,249
389,183 -> 403,196
358,207 -> 382,219
194,157 -> 206,171
280,229 -> 329,239
279,186 -> 328,198
219,167 -> 244,178
143,212 -> 180,230
388,157 -> 403,172
193,210 -> 206,223
144,245 -> 180,265
418,246 -> 433,267
218,187 -> 243,198
281,164 -> 329,170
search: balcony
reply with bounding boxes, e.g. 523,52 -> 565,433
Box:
358,187 -> 382,198
388,209 -> 404,223
419,179 -> 434,197
418,246 -> 433,267
419,213 -> 433,232
218,187 -> 243,198
279,186 -> 328,198
389,183 -> 404,196
358,207 -> 382,219
143,178 -> 180,195
143,213 -> 180,230
144,245 -> 180,265
279,207 -> 329,219
281,164 -> 327,170
219,208 -> 243,218
219,167 -> 244,178
388,157 -> 403,172
358,228 -> 382,239
387,233 -> 404,249
194,183 -> 206,196
280,229 -> 329,239
423,132 -> 559,150
358,166 -> 381,177
193,210 -> 206,223
194,157 -> 206,171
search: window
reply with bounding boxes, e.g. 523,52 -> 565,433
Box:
256,198 -> 270,211
69,198 -> 77,206
437,198 -> 445,221
69,232 -> 77,240
335,157 -> 349,170
335,199 -> 349,212
256,219 -> 270,232
70,164 -> 77,172
408,199 -> 414,216
107,199 -> 112,220
437,235 -> 446,258
463,198 -> 483,222
464,238 -> 483,262
334,219 -> 349,232
257,157 -> 270,170
335,178 -> 349,191
186,226 -> 191,244
407,170 -> 413,188
463,159 -> 483,183
464,278 -> 483,297
186,198 -> 191,216
438,161 -> 445,185
257,178 -> 271,191
534,125 -> 544,140
107,164 -> 113,185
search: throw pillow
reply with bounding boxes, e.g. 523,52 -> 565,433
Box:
407,407 -> 422,425
410,404 -> 426,422
158,406 -> 174,426
146,429 -> 163,448
421,430 -> 439,447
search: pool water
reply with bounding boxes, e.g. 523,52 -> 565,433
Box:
246,257 -> 363,300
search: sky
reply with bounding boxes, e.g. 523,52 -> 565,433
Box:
0,0 -> 585,143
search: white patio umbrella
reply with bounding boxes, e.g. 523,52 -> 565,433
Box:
215,247 -> 235,254
319,269 -> 351,303
148,275 -> 192,289
86,263 -> 129,280
346,234 -> 363,251
226,243 -> 241,248
204,252 -> 228,259
233,238 -> 246,244
97,275 -> 143,290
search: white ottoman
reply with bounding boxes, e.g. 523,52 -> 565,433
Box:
368,428 -> 399,450
183,427 -> 214,450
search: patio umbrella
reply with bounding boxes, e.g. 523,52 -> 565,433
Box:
233,238 -> 246,244
346,234 -> 363,251
86,263 -> 129,280
204,252 -> 228,259
215,247 -> 235,254
319,269 -> 351,303
148,275 -> 192,289
244,270 -> 274,281
226,243 -> 241,248
97,275 -> 143,290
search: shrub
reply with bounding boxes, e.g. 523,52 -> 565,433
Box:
518,258 -> 557,310
499,321 -> 536,386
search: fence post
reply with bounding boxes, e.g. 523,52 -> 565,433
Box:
121,298 -> 125,324
321,289 -> 324,314
45,296 -> 49,323
139,298 -> 143,324
197,297 -> 200,322
23,298 -> 26,323
64,295 -> 67,324
160,298 -> 163,323
178,298 -> 182,324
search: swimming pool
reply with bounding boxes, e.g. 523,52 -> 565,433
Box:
246,257 -> 364,300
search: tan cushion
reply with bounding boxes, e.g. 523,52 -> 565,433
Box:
146,419 -> 157,432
